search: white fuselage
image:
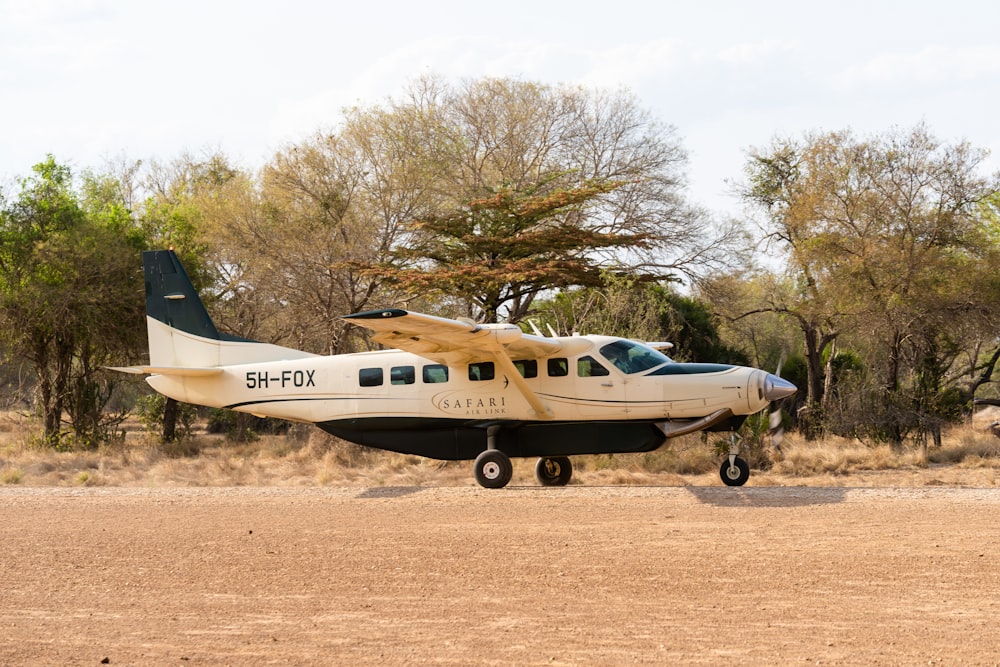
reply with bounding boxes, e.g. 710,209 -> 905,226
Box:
129,248 -> 796,483
147,334 -> 771,426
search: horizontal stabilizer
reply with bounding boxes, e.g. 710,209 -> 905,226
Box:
107,365 -> 224,377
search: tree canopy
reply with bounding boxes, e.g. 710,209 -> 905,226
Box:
381,177 -> 655,323
0,156 -> 146,448
736,124 -> 1000,444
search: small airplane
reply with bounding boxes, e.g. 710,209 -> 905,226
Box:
115,250 -> 796,488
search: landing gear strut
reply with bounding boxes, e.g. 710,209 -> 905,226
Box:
720,433 -> 750,486
474,425 -> 513,489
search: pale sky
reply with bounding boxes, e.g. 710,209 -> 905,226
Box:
2,0 -> 998,219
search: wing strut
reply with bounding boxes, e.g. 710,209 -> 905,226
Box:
344,309 -> 556,419
490,350 -> 554,419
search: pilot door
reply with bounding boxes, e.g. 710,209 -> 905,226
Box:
541,355 -> 627,419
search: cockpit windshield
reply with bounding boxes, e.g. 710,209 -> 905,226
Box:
599,340 -> 673,374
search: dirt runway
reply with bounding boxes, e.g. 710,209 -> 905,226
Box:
2,485 -> 999,666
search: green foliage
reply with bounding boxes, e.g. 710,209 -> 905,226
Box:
207,409 -> 259,443
206,410 -> 289,443
657,291 -> 749,364
532,273 -> 669,340
4,102 -> 1000,454
136,394 -> 198,442
778,354 -> 808,397
740,125 -> 1000,445
710,411 -> 776,470
0,156 -> 148,449
532,275 -> 743,364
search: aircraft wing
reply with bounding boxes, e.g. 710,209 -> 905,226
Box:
344,309 -> 591,419
343,309 -> 569,363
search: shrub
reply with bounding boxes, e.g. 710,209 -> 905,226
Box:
1,467 -> 23,484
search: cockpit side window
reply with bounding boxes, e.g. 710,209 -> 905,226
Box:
599,340 -> 672,374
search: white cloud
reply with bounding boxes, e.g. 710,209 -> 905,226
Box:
575,40 -> 682,89
712,39 -> 800,66
835,44 -> 1000,89
0,0 -> 108,25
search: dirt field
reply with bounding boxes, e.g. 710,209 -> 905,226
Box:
2,485 -> 999,666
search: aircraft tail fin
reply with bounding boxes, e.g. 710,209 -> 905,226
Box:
142,250 -> 316,369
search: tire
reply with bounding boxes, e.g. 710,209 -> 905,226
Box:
535,456 -> 573,486
474,449 -> 513,489
720,456 -> 750,486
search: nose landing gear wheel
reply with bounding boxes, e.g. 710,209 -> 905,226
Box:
535,456 -> 573,486
474,449 -> 513,489
720,456 -> 750,486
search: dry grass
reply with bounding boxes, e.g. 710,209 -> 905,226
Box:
2,410 -> 1000,487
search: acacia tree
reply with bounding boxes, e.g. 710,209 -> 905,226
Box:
0,157 -> 146,448
348,76 -> 734,324
384,177 -> 651,323
138,78 -> 734,358
741,125 -> 1000,446
187,77 -> 737,355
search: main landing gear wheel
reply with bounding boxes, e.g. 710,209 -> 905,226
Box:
474,449 -> 513,489
535,456 -> 573,486
720,456 -> 750,486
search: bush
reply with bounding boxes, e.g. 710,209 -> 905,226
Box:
135,394 -> 198,442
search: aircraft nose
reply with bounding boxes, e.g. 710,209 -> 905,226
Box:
763,374 -> 797,401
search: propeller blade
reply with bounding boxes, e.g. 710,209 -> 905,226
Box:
768,356 -> 790,452
769,407 -> 785,448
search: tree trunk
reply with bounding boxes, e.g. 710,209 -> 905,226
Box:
968,345 -> 1000,405
162,397 -> 179,443
799,325 -> 826,440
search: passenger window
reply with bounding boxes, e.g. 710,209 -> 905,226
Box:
390,366 -> 415,385
513,359 -> 537,378
422,364 -> 449,383
359,367 -> 383,387
547,358 -> 569,377
468,362 -> 495,381
577,355 -> 610,377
